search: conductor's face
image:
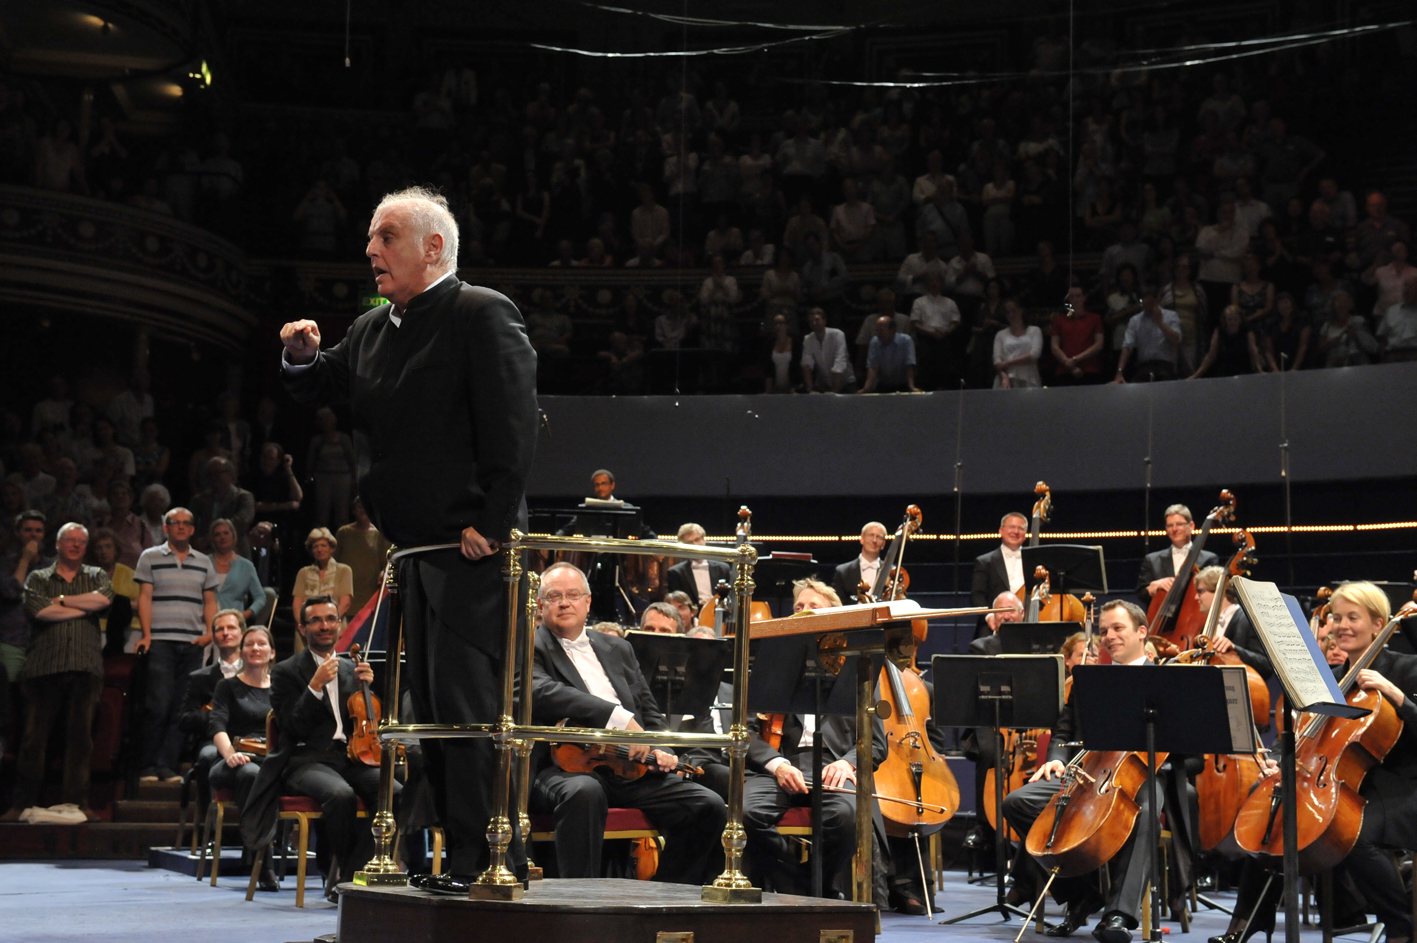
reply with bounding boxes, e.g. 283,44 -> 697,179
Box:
367,202 -> 443,307
541,568 -> 592,640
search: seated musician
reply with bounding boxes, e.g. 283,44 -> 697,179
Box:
1135,505 -> 1219,604
665,523 -> 731,608
832,521 -> 888,604
1061,632 -> 1094,676
1002,600 -> 1184,943
529,562 -> 727,884
639,601 -> 684,635
742,579 -> 887,900
208,622 -> 278,890
962,591 -> 1025,857
664,591 -> 700,632
1218,582 -> 1417,943
266,595 -> 394,903
178,610 -> 247,789
1193,567 -> 1273,680
971,513 -> 1030,639
968,591 -> 1025,656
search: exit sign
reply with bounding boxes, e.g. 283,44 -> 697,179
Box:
360,294 -> 389,309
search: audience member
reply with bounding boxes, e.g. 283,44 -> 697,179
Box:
1191,305 -> 1262,378
1232,177 -> 1272,239
188,422 -> 236,496
868,155 -> 911,260
1261,292 -> 1311,371
210,519 -> 268,627
653,290 -> 696,349
1161,255 -> 1209,373
1316,177 -> 1357,231
132,418 -> 170,489
306,407 -> 357,529
763,313 -> 801,394
191,457 -> 255,555
13,443 -> 55,504
251,442 -> 303,540
1196,197 -> 1250,315
37,458 -> 92,545
916,178 -> 968,259
292,528 -> 353,630
1100,220 -> 1155,283
1114,285 -> 1183,383
944,229 -> 996,321
1377,279 -> 1417,363
910,271 -> 961,390
800,307 -> 857,394
335,497 -> 391,617
102,480 -> 150,568
138,483 -> 171,547
830,178 -> 878,264
859,315 -> 920,394
1363,241 -> 1416,318
992,300 -> 1044,389
895,231 -> 950,298
1231,253 -> 1275,325
1050,286 -> 1106,384
1354,191 -> 1411,270
598,331 -> 646,394
739,228 -> 774,267
1314,289 -> 1378,367
800,233 -> 849,320
88,527 -> 139,651
0,511 -> 49,681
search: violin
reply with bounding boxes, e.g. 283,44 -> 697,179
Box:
345,644 -> 382,767
1147,489 -> 1235,650
552,742 -> 705,781
876,659 -> 960,838
1015,483 -> 1085,623
1234,610 -> 1407,874
757,712 -> 787,751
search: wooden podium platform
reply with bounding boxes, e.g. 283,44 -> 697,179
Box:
336,878 -> 876,943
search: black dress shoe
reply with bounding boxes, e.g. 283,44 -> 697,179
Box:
890,891 -> 928,916
1091,914 -> 1132,943
1046,901 -> 1091,938
409,873 -> 473,895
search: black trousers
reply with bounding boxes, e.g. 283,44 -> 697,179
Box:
15,671 -> 101,808
400,553 -> 522,877
742,763 -> 857,895
1003,774 -> 1162,928
1232,835 -> 1412,937
283,749 -> 388,879
531,767 -> 727,884
210,755 -> 264,812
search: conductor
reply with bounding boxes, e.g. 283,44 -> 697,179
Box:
278,186 -> 539,883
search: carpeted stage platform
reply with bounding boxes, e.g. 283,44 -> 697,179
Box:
1,860 -> 1356,943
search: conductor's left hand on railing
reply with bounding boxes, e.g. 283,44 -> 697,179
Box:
461,525 -> 500,560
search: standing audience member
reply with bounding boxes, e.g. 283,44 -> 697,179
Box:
896,231 -> 950,298
2,522 -> 112,820
1114,286 -> 1183,382
1051,286 -> 1106,384
1315,289 -> 1378,367
335,497 -> 392,618
14,443 -> 56,504
251,443 -> 303,543
88,528 -> 139,652
1262,293 -> 1311,372
108,371 -> 154,447
132,419 -> 170,490
1190,305 -> 1263,378
191,458 -> 255,556
1354,191 -> 1411,270
138,484 -> 171,548
31,375 -> 73,437
800,307 -> 857,394
134,508 -> 218,782
188,423 -> 235,496
292,528 -> 353,633
0,512 -> 49,682
800,234 -> 850,323
992,300 -> 1044,389
1161,256 -> 1208,375
306,408 -> 357,530
102,480 -> 149,568
859,316 -> 920,394
209,519 -> 268,627
1196,198 -> 1250,317
760,251 -> 803,323
38,459 -> 92,545
910,271 -> 961,390
1231,253 -> 1275,326
1363,242 -> 1416,319
830,178 -> 878,264
1377,279 -> 1417,363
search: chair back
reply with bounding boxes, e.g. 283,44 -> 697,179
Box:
265,710 -> 279,753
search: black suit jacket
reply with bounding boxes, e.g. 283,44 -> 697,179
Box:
1222,608 -> 1274,681
748,712 -> 887,774
283,277 -> 539,657
971,547 -> 1014,608
681,680 -> 779,770
529,623 -> 667,735
665,559 -> 733,607
179,663 -> 229,738
269,649 -> 359,768
968,633 -> 1003,656
1135,545 -> 1220,602
831,559 -> 863,605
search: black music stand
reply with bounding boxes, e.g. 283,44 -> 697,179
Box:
1070,665 -> 1256,942
753,554 -> 821,612
1021,544 -> 1109,600
999,623 -> 1081,655
933,654 -> 1065,926
625,631 -> 733,727
748,635 -> 870,899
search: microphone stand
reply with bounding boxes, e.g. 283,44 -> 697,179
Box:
1279,354 -> 1295,587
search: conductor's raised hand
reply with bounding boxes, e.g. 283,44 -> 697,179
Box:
280,319 -> 322,365
460,525 -> 501,561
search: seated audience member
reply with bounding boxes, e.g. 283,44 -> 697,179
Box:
992,300 -> 1044,389
191,457 -> 255,555
335,497 -> 391,618
666,523 -> 732,608
640,602 -> 684,634
703,213 -> 744,261
138,483 -> 171,547
860,315 -> 921,394
739,228 -> 775,267
1363,241 -> 1416,319
1377,278 -> 1417,363
598,331 -> 647,394
801,307 -> 857,394
264,596 -> 395,902
1262,292 -> 1311,372
664,591 -> 700,633
210,519 -> 268,627
763,313 -> 802,394
1315,289 -> 1379,367
529,563 -> 727,883
1,512 -> 50,682
1051,286 -> 1106,384
3,522 -> 112,821
525,296 -> 574,360
291,528 -> 353,634
548,239 -> 579,268
208,622 -> 279,890
896,230 -> 950,298
910,270 -> 961,390
1113,285 -> 1183,383
1190,305 -> 1262,378
581,237 -> 614,268
742,578 -> 886,897
624,239 -> 663,269
178,610 -> 246,804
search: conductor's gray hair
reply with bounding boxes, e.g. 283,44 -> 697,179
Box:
374,186 -> 460,276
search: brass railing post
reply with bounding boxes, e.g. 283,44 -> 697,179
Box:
354,553 -> 408,886
517,570 -> 543,881
703,539 -> 761,903
468,539 -> 526,899
852,652 -> 876,904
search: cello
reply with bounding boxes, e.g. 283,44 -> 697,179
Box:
1147,490 -> 1235,651
1234,610 -> 1406,874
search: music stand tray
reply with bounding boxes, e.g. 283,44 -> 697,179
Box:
625,631 -> 733,721
1021,544 -> 1108,598
999,623 -> 1082,655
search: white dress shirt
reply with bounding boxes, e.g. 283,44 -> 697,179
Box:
307,649 -> 346,742
691,560 -> 713,603
218,656 -> 243,679
1215,602 -> 1239,640
859,555 -> 882,593
1001,544 -> 1024,592
765,714 -> 836,775
558,630 -> 636,730
1170,542 -> 1193,578
1124,655 -> 1151,666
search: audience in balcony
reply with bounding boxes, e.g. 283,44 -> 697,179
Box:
132,419 -> 170,491
1377,279 -> 1417,363
1315,289 -> 1378,367
306,408 -> 357,530
992,300 -> 1044,389
1190,305 -> 1263,378
190,458 -> 255,556
801,307 -> 856,394
859,314 -> 920,394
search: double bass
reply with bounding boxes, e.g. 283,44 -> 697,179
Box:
1015,483 -> 1084,623
1234,611 -> 1406,874
1147,490 -> 1235,651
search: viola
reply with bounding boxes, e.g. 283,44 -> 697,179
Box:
1234,611 -> 1406,874
758,712 -> 787,751
1147,489 -> 1235,650
345,643 -> 382,767
876,660 -> 960,838
552,742 -> 704,781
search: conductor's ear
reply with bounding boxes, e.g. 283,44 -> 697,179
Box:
425,232 -> 444,264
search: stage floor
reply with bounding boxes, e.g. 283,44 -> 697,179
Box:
0,860 -> 1359,943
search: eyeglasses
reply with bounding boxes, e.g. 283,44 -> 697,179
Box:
304,615 -> 342,625
543,591 -> 588,604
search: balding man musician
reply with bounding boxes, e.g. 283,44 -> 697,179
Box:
959,591 -> 1024,856
970,512 -> 1029,639
832,521 -> 888,603
529,562 -> 726,884
276,186 -> 539,889
969,591 -> 1025,657
1135,504 -> 1219,604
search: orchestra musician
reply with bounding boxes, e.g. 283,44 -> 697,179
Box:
1192,567 -> 1273,680
665,523 -> 731,608
638,601 -> 684,635
741,579 -> 887,900
832,522 -> 888,604
1135,505 -> 1219,603
664,591 -> 699,633
1061,632 -> 1094,676
971,513 -> 1030,638
177,610 -> 247,790
527,562 -> 727,884
968,591 -> 1025,656
1217,582 -> 1417,943
961,591 -> 1025,855
1002,600 -> 1183,943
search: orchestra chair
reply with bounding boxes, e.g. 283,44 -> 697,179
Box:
195,787 -> 238,885
1318,870 -> 1385,943
429,826 -> 444,876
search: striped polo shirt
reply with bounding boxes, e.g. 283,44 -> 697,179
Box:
134,543 -> 218,643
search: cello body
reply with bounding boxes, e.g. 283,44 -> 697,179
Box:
982,729 -> 1044,841
876,661 -> 960,838
1149,584 -> 1208,652
1195,751 -> 1263,855
1234,687 -> 1402,874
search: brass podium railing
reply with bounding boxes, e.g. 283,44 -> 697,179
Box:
364,528 -> 761,903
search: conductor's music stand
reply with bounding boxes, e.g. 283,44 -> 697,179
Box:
625,631 -> 734,726
1021,544 -> 1109,601
933,654 -> 1065,927
999,623 -> 1081,655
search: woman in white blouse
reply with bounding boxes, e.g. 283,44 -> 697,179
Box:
992,300 -> 1044,389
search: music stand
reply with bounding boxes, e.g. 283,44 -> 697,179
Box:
999,623 -> 1081,655
625,631 -> 733,725
933,655 -> 1065,926
1070,664 -> 1256,942
1021,544 -> 1109,600
747,635 -> 870,898
753,554 -> 822,611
